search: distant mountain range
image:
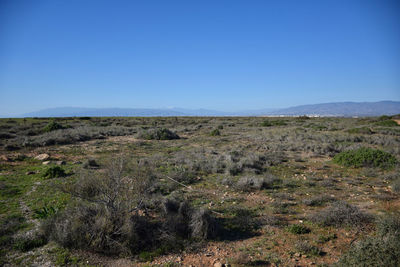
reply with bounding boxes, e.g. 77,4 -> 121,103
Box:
267,101 -> 400,117
18,101 -> 400,117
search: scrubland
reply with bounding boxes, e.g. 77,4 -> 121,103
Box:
0,115 -> 400,266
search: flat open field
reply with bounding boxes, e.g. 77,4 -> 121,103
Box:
1,116 -> 400,266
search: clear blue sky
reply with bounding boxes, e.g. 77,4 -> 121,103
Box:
0,0 -> 399,116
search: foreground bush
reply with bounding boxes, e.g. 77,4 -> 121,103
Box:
310,201 -> 372,228
336,213 -> 400,266
333,147 -> 397,169
43,157 -> 218,256
138,128 -> 180,140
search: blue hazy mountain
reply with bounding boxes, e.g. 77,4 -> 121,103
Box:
19,101 -> 400,117
267,101 -> 400,117
21,107 -> 187,117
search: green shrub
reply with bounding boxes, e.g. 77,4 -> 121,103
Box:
138,128 -> 180,140
333,147 -> 397,169
287,224 -> 311,234
43,166 -> 66,179
317,233 -> 337,243
43,121 -> 64,132
347,127 -> 374,134
378,115 -> 391,121
210,129 -> 221,136
375,120 -> 398,127
260,119 -> 287,127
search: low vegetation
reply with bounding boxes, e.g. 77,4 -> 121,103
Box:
0,116 -> 399,266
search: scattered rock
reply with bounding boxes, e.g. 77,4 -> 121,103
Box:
35,153 -> 50,161
0,155 -> 11,162
26,171 -> 36,175
214,262 -> 223,267
56,160 -> 66,165
42,161 -> 51,165
294,252 -> 301,257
